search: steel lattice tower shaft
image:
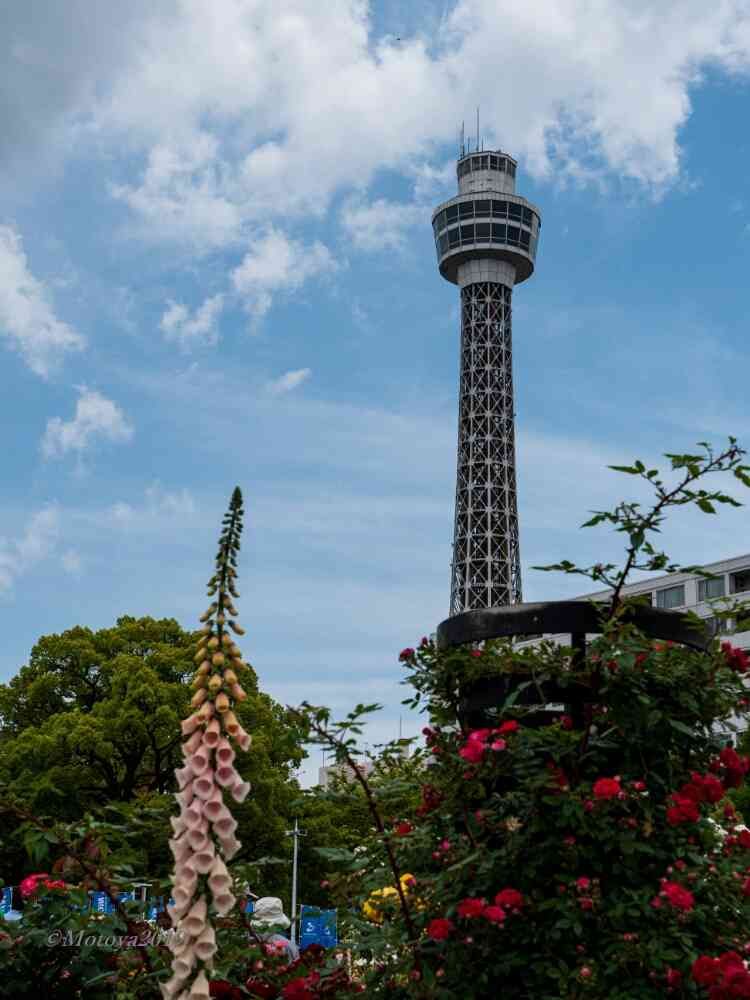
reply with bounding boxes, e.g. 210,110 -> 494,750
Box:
431,147 -> 541,615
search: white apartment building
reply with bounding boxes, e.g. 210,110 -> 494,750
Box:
555,552 -> 750,650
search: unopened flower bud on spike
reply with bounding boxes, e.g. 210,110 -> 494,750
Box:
208,675 -> 222,693
221,634 -> 232,647
212,652 -> 225,666
207,637 -> 219,650
196,661 -> 211,675
216,615 -> 226,625
200,624 -> 211,635
194,649 -> 207,663
228,621 -> 245,635
191,675 -> 207,690
223,710 -> 240,736
223,669 -> 238,686
215,692 -> 230,714
191,688 -> 208,708
230,683 -> 246,702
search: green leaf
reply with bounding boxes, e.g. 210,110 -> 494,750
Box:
668,719 -> 696,737
696,498 -> 717,514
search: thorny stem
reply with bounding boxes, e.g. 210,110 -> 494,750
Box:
291,711 -> 420,948
608,442 -> 743,615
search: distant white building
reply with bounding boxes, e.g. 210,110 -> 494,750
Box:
317,759 -> 374,789
517,552 -> 750,651
513,553 -> 750,736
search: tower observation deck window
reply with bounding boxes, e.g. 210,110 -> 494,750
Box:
492,223 -> 506,241
448,229 -> 460,248
731,569 -> 750,594
507,225 -> 521,245
476,222 -> 491,239
459,202 -> 474,219
476,199 -> 491,215
508,203 -> 522,222
492,200 -> 506,218
460,224 -> 474,243
446,205 -> 459,224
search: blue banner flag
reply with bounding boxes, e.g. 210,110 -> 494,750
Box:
91,891 -> 114,914
299,906 -> 337,949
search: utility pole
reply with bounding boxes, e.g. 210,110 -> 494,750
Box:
285,817 -> 306,946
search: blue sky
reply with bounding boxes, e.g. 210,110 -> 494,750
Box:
2,1 -> 750,783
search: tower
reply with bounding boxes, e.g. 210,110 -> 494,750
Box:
432,147 -> 541,614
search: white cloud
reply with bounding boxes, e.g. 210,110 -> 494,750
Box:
267,368 -> 311,395
2,2 -> 747,247
0,506 -> 60,592
160,293 -> 224,350
0,224 -> 85,376
41,387 -> 134,459
145,483 -> 197,517
107,484 -> 196,529
60,549 -> 83,575
231,229 -> 338,327
340,196 -> 426,252
79,0 -> 750,249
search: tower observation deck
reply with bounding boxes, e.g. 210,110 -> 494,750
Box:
432,148 -> 541,615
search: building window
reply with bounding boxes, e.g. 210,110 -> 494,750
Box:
475,199 -> 490,216
520,230 -> 530,250
439,233 -> 449,254
490,155 -> 499,170
522,207 -> 532,227
492,200 -> 507,218
475,222 -> 491,240
491,223 -> 507,242
446,205 -> 458,224
508,203 -> 522,222
498,158 -> 506,172
656,584 -> 685,609
731,569 -> 750,594
460,224 -> 474,243
448,229 -> 460,248
459,202 -> 474,219
698,576 -> 726,601
507,225 -> 521,245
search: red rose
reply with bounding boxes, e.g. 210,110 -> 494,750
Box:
662,881 -> 694,911
468,728 -> 493,743
399,647 -> 415,662
459,742 -> 485,764
664,967 -> 682,987
456,897 -> 486,919
281,979 -> 316,1000
575,877 -> 591,891
738,830 -> 750,850
426,918 -> 454,940
593,777 -> 621,800
494,888 -> 523,910
482,905 -> 506,923
560,715 -> 574,730
497,720 -> 520,735
394,821 -> 413,836
691,956 -> 721,986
